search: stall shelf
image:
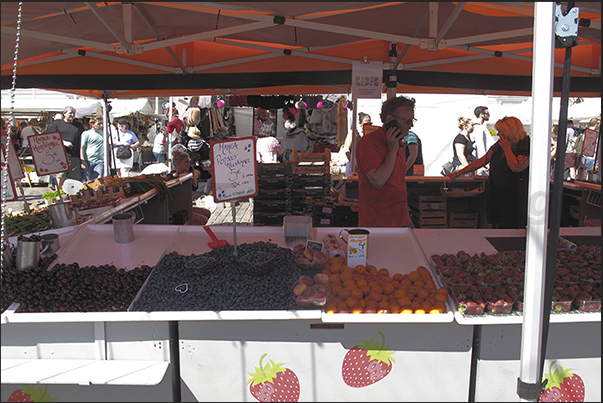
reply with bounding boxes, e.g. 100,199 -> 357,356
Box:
1,226 -> 600,402
413,226 -> 601,402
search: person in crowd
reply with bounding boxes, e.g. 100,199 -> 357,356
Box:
111,118 -> 139,178
280,108 -> 312,161
171,143 -> 212,225
45,105 -> 85,189
550,124 -> 559,178
355,95 -> 416,228
255,115 -> 283,163
403,130 -> 423,176
581,116 -> 600,172
8,124 -> 21,153
451,116 -> 477,173
342,112 -> 372,177
0,118 -> 7,146
563,119 -> 580,181
79,116 -> 105,181
472,106 -> 497,175
153,125 -> 169,164
20,118 -> 41,150
445,116 -> 530,229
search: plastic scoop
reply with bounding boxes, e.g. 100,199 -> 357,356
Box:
203,226 -> 230,249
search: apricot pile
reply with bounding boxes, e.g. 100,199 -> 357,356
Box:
323,257 -> 448,314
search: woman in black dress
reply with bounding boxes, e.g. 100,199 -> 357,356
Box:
445,116 -> 530,229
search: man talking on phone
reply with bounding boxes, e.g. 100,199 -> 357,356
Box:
356,95 -> 416,227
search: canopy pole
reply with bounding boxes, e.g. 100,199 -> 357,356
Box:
517,2 -> 555,401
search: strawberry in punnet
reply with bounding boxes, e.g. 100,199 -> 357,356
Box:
247,353 -> 300,402
341,331 -> 395,388
540,360 -> 585,402
7,385 -> 57,402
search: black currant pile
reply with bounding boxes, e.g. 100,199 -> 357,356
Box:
131,241 -> 301,311
1,260 -> 152,313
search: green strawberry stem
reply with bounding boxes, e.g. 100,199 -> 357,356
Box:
20,385 -> 57,402
247,353 -> 288,387
357,331 -> 396,364
542,360 -> 576,391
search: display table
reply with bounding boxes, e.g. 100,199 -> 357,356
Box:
560,180 -> 601,227
1,226 -> 600,402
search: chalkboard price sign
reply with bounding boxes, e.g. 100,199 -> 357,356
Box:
28,131 -> 70,176
210,137 -> 258,203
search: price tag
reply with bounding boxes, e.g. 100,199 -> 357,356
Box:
306,240 -> 324,252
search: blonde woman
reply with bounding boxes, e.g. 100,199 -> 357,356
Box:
445,116 -> 530,229
451,116 -> 477,171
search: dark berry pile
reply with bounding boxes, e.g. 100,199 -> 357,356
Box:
130,241 -> 301,311
1,260 -> 152,313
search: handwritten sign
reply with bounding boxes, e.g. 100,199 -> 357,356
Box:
1,148 -> 18,201
28,131 -> 70,176
581,128 -> 598,158
210,137 -> 258,203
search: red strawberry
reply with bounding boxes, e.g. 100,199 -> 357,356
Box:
247,353 -> 300,402
8,385 -> 56,402
342,331 -> 395,388
540,360 -> 585,402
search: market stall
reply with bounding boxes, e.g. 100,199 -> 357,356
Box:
1,225 -> 600,402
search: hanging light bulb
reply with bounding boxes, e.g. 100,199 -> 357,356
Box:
295,100 -> 307,109
316,101 -> 323,109
216,99 -> 225,108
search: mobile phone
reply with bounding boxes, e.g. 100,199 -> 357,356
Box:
383,119 -> 402,138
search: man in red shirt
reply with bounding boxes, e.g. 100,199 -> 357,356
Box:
356,96 -> 416,227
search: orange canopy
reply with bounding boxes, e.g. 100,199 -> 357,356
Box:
1,2 -> 600,98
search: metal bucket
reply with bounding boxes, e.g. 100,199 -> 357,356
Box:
48,202 -> 76,228
16,239 -> 41,270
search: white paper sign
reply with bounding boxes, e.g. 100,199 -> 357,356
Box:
1,148 -> 18,201
352,61 -> 383,99
6,141 -> 24,180
210,137 -> 258,202
28,131 -> 70,175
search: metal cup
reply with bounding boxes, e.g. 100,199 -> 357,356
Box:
16,239 -> 41,270
112,212 -> 135,244
41,233 -> 60,255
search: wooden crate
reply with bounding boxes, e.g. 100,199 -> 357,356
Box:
292,164 -> 330,175
448,211 -> 479,228
411,215 -> 447,226
291,149 -> 331,163
408,196 -> 447,211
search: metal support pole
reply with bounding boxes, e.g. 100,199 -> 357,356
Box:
169,321 -> 181,402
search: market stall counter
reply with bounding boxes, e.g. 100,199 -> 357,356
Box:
1,226 -> 600,402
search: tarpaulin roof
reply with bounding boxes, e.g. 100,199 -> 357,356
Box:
1,2 -> 601,99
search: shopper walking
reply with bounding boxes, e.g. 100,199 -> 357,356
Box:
80,116 -> 105,181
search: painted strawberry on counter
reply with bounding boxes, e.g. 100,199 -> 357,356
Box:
7,385 -> 56,402
540,360 -> 585,402
342,331 -> 395,388
247,353 -> 300,402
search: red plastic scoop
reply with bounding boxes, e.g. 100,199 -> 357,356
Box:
203,226 -> 230,249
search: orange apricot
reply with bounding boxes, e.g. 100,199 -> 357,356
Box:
408,285 -> 419,295
345,296 -> 360,308
408,271 -> 420,282
381,282 -> 395,295
417,288 -> 430,299
350,305 -> 363,314
368,290 -> 382,301
394,289 -> 407,299
338,287 -> 352,300
392,273 -> 404,282
359,284 -> 371,296
351,288 -> 364,300
435,292 -> 448,302
388,303 -> 401,313
397,296 -> 412,307
414,308 -> 427,314
378,268 -> 390,277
